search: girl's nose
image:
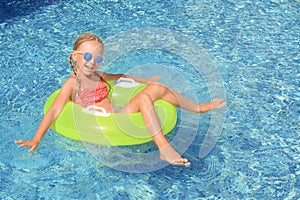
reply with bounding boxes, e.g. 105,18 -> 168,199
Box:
88,56 -> 96,64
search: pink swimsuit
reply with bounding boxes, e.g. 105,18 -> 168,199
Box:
73,77 -> 109,107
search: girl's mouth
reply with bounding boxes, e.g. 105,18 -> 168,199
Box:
84,64 -> 94,70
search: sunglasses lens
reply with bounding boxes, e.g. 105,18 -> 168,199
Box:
83,52 -> 92,61
95,56 -> 103,63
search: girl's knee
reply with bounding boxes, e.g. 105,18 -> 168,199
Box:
147,82 -> 167,92
139,92 -> 152,102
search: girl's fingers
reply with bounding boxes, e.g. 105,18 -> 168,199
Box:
15,140 -> 31,149
15,139 -> 38,152
18,143 -> 26,148
15,140 -> 27,148
14,140 -> 24,144
28,146 -> 36,152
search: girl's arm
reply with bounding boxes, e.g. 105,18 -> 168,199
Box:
99,72 -> 160,84
15,77 -> 75,152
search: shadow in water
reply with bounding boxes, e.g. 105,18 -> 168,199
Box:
0,0 -> 58,23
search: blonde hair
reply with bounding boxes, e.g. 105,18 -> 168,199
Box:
69,32 -> 104,78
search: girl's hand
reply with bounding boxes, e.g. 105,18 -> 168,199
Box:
142,75 -> 161,84
15,139 -> 40,152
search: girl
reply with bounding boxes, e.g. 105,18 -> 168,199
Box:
15,33 -> 225,166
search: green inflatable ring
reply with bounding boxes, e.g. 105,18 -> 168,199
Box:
44,78 -> 177,146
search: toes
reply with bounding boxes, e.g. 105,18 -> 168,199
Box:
173,157 -> 191,166
159,144 -> 191,166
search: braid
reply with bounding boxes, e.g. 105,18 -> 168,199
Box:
69,54 -> 81,96
69,54 -> 78,78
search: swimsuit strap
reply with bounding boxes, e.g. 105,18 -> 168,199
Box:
96,73 -> 105,83
96,73 -> 111,92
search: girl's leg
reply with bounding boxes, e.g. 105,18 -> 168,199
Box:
132,82 -> 225,113
117,90 -> 190,166
117,82 -> 225,166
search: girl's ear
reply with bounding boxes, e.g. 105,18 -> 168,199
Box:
71,51 -> 78,61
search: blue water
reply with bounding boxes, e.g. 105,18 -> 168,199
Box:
1,0 -> 299,199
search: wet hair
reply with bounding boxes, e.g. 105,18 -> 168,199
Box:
69,32 -> 104,78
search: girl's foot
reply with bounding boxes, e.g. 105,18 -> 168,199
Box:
159,144 -> 190,166
199,98 -> 226,113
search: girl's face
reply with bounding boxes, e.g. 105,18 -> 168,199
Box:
72,40 -> 104,76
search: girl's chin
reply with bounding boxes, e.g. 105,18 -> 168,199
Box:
80,68 -> 94,76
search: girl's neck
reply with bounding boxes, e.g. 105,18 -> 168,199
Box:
75,71 -> 100,89
76,70 -> 98,81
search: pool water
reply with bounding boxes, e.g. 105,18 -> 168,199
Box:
1,0 -> 299,199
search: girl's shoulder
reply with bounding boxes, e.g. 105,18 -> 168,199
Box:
66,74 -> 77,82
62,75 -> 77,89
